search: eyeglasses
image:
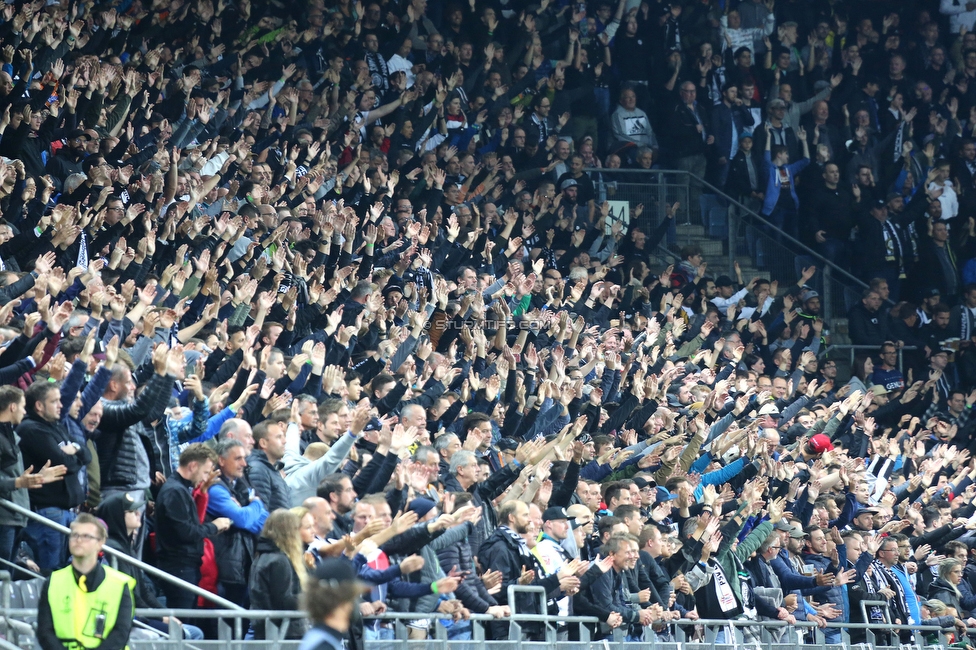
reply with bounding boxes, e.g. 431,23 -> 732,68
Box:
69,533 -> 101,542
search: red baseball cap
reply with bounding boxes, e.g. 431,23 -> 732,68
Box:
809,433 -> 834,454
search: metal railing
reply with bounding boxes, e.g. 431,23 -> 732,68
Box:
0,497 -> 244,612
825,344 -> 918,374
587,168 -> 875,324
0,607 -> 968,650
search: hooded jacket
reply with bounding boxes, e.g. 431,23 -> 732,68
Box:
95,493 -> 164,609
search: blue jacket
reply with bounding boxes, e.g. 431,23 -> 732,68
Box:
761,150 -> 809,215
206,481 -> 268,535
801,550 -> 846,620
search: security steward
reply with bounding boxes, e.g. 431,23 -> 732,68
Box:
37,513 -> 135,650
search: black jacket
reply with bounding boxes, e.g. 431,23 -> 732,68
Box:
154,472 -> 219,571
17,412 -> 90,510
96,494 -> 164,609
668,101 -> 710,158
726,149 -> 764,198
436,536 -> 497,613
804,183 -> 855,242
248,538 -> 307,639
477,527 -> 562,640
441,461 -> 520,558
929,577 -> 966,616
847,303 -> 890,346
207,476 -> 257,587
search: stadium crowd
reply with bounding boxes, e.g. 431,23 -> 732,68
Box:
9,0 -> 976,647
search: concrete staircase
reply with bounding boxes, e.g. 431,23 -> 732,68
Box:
669,223 -> 853,349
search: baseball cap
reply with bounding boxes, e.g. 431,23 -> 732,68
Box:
408,498 -> 436,519
542,506 -> 573,522
869,385 -> 889,396
560,178 -> 578,191
311,557 -> 368,591
715,275 -> 735,288
497,437 -> 519,452
123,492 -> 145,511
758,403 -> 780,416
656,487 -> 678,502
808,433 -> 834,454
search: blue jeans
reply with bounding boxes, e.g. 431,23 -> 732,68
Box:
26,507 -> 74,570
363,627 -> 395,640
182,624 -> 204,640
446,621 -> 472,640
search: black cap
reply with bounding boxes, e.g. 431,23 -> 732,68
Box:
715,275 -> 734,288
312,557 -> 361,585
870,199 -> 886,210
67,128 -> 90,141
542,506 -> 573,522
498,437 -> 519,452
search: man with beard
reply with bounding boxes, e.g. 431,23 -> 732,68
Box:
46,129 -> 90,183
478,500 -> 580,640
921,303 -> 953,352
802,527 -> 855,642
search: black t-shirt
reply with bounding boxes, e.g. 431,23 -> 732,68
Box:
556,171 -> 596,206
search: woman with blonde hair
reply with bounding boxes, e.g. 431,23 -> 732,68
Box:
291,505 -> 320,568
248,510 -> 309,640
929,558 -> 967,617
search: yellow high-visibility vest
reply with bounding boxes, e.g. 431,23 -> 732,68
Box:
48,564 -> 135,649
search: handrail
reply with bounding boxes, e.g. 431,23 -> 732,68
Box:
587,167 -> 873,294
824,344 -> 918,374
0,497 -> 245,612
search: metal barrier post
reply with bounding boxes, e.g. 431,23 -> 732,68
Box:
823,264 -> 833,324
859,599 -> 891,646
727,204 -> 735,276
506,584 -> 553,642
